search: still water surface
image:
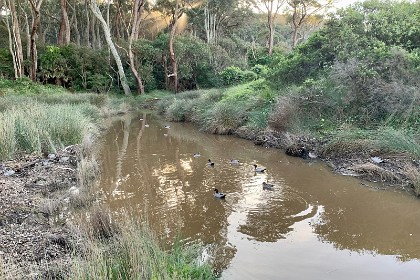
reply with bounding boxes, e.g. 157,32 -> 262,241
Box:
98,114 -> 420,279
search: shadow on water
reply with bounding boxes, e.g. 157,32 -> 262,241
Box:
97,113 -> 420,280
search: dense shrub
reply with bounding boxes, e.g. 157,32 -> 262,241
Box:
0,49 -> 13,79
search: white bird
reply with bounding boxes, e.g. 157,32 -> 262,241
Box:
193,153 -> 201,158
214,189 -> 226,199
230,159 -> 240,165
165,125 -> 171,129
145,124 -> 150,127
262,182 -> 274,190
253,164 -> 266,173
207,159 -> 215,167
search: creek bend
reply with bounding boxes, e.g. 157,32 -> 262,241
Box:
97,114 -> 420,279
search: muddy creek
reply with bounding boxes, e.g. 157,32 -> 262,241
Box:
98,114 -> 420,279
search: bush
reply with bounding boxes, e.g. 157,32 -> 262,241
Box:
201,102 -> 246,134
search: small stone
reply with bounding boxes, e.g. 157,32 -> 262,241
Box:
4,170 -> 15,176
48,153 -> 56,159
60,157 -> 69,163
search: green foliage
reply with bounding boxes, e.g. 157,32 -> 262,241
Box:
321,127 -> 420,158
219,66 -> 259,86
0,101 -> 97,160
0,77 -> 68,95
0,48 -> 14,79
70,225 -> 215,280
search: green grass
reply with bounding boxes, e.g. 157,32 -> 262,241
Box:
70,224 -> 215,280
0,102 -> 98,160
320,127 -> 420,159
157,80 -> 275,133
0,77 -> 69,95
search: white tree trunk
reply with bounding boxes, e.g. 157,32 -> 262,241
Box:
89,0 -> 131,95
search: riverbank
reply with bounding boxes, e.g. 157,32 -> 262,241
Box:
0,90 -> 215,279
155,82 -> 420,197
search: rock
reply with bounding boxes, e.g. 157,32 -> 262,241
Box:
59,157 -> 69,163
308,152 -> 317,159
285,145 -> 309,159
4,169 -> 15,176
68,186 -> 80,196
48,154 -> 56,159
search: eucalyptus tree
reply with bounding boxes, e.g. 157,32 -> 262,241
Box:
2,0 -> 24,78
128,0 -> 147,94
89,0 -> 131,95
255,0 -> 287,55
286,0 -> 331,48
154,0 -> 190,92
28,0 -> 44,81
58,0 -> 70,45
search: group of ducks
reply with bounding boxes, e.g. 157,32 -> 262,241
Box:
143,122 -> 274,199
193,153 -> 274,199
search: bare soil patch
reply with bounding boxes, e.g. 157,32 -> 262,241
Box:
0,147 -> 80,279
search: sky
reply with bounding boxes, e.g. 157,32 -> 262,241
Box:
335,0 -> 362,8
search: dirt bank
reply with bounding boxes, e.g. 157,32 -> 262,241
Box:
236,128 -> 420,196
0,147 -> 81,279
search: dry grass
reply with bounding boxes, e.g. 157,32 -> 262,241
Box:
70,219 -> 215,280
319,139 -> 376,159
350,163 -> 400,183
268,95 -> 298,132
87,207 -> 119,240
403,163 -> 420,196
38,198 -> 63,218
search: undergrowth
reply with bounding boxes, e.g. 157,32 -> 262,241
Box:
70,219 -> 215,280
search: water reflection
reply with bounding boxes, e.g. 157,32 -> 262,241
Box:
98,113 -> 420,279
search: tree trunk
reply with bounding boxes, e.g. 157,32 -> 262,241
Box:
89,0 -> 131,95
21,6 -> 31,60
70,0 -> 81,46
128,0 -> 145,95
268,12 -> 274,55
4,10 -> 18,78
168,0 -> 180,93
58,0 -> 70,45
28,0 -> 43,82
85,0 -> 91,47
95,18 -> 101,49
9,0 -> 24,78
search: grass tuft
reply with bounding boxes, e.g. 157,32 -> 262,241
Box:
70,222 -> 215,280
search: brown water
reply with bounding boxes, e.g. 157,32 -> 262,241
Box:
98,113 -> 420,279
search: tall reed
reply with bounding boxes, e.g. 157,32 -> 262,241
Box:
70,223 -> 215,280
0,102 -> 97,160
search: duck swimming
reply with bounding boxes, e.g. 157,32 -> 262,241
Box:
230,159 -> 240,165
145,124 -> 150,127
207,159 -> 215,167
164,125 -> 171,129
253,164 -> 266,173
262,182 -> 274,190
193,153 -> 201,158
214,189 -> 226,199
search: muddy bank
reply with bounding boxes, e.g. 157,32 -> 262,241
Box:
0,147 -> 82,279
234,128 -> 420,195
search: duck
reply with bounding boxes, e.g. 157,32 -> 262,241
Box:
230,159 -> 240,165
262,182 -> 274,190
164,125 -> 171,129
214,188 -> 226,199
145,124 -> 150,127
193,153 -> 201,158
253,164 -> 266,173
207,159 -> 215,167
